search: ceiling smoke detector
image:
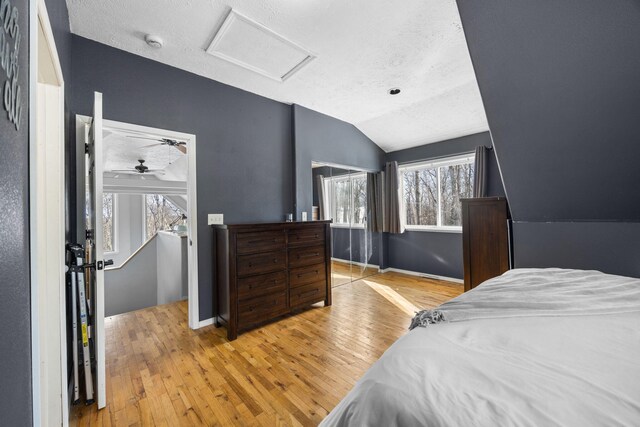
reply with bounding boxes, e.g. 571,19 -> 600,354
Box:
145,34 -> 164,49
388,88 -> 401,95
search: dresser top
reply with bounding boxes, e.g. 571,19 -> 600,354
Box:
211,220 -> 331,231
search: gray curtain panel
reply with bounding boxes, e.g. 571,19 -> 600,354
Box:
316,174 -> 327,220
383,161 -> 405,234
366,172 -> 383,232
473,146 -> 488,198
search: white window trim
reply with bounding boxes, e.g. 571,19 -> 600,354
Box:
404,225 -> 462,233
103,192 -> 118,255
323,172 -> 368,229
143,194 -> 186,240
399,153 -> 474,231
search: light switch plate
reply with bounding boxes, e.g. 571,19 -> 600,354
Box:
208,213 -> 224,225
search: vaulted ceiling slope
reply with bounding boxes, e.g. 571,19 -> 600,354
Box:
457,0 -> 640,222
66,0 -> 488,152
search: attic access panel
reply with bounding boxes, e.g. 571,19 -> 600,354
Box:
206,10 -> 315,82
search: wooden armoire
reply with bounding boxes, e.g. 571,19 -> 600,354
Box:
461,197 -> 511,292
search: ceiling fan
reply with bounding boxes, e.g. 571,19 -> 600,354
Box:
110,159 -> 164,175
127,135 -> 187,154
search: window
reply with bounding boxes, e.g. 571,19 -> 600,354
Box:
144,194 -> 185,240
103,193 -> 115,252
400,154 -> 474,230
323,172 -> 367,228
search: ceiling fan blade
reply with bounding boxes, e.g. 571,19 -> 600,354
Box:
126,135 -> 162,142
175,145 -> 187,154
140,143 -> 162,149
110,169 -> 136,172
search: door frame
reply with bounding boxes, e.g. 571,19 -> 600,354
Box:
30,0 -> 68,425
75,116 -> 201,330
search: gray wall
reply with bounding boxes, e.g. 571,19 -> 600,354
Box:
293,105 -> 386,268
71,36 -> 294,320
513,222 -> 640,278
457,0 -> 640,277
105,237 -> 158,317
384,132 -> 504,279
293,104 -> 386,219
0,0 -> 32,423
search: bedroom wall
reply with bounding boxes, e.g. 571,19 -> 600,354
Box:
293,104 -> 386,217
384,132 -> 504,279
0,0 -> 31,423
456,0 -> 640,278
71,35 -> 293,321
292,104 -> 386,267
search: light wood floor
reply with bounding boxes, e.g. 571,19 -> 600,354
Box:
330,260 -> 379,287
70,271 -> 462,426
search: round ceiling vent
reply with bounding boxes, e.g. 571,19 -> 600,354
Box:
145,35 -> 164,49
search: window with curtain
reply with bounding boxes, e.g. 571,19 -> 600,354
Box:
323,173 -> 367,228
399,154 -> 474,230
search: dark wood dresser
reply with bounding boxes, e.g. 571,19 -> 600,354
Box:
461,197 -> 511,292
213,221 -> 332,340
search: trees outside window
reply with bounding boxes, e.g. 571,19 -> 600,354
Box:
103,193 -> 114,252
145,195 -> 185,239
401,155 -> 474,229
323,173 -> 367,227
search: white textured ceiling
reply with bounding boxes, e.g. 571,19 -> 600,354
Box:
67,0 -> 488,152
103,128 -> 187,181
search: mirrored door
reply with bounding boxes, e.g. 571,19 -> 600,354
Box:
312,162 -> 381,287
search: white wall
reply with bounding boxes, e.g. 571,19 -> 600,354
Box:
157,231 -> 188,304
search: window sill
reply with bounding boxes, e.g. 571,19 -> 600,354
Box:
404,226 -> 462,234
330,224 -> 366,230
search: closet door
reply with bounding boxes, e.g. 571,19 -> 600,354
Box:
350,171 -> 376,282
329,167 -> 352,287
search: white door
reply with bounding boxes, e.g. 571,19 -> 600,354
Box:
86,91 -> 107,409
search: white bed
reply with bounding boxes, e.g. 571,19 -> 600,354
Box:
321,268 -> 640,427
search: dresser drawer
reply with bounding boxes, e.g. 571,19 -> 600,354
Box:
236,230 -> 285,255
238,292 -> 287,327
290,281 -> 326,308
288,244 -> 325,268
289,263 -> 326,288
287,226 -> 325,247
237,271 -> 287,300
237,250 -> 286,277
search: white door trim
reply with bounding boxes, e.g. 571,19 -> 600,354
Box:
30,0 -> 68,425
76,116 -> 201,330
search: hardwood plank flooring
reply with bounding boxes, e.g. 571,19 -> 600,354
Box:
70,271 -> 462,426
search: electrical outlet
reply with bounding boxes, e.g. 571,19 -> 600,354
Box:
208,213 -> 224,225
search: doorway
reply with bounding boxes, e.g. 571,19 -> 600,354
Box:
30,0 -> 68,425
76,114 -> 199,410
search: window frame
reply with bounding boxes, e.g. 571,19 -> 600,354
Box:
103,192 -> 118,254
323,172 -> 368,229
399,153 -> 475,233
143,194 -> 185,240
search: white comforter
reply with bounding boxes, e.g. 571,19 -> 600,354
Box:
321,269 -> 640,427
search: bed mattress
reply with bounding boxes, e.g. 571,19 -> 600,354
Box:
321,268 -> 640,427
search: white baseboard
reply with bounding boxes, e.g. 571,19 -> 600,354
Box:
378,267 -> 463,284
197,317 -> 215,328
331,257 -> 380,269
